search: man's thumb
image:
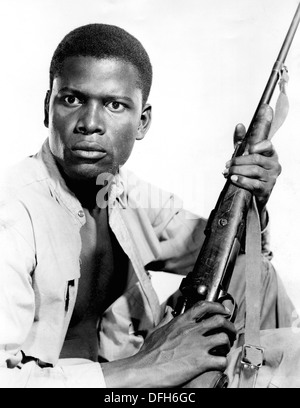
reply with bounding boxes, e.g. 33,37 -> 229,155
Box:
233,123 -> 246,147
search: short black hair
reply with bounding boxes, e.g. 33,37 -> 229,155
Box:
49,24 -> 153,105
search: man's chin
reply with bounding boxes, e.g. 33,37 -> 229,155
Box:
63,163 -> 116,181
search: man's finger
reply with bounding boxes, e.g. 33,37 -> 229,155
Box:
198,314 -> 237,343
189,301 -> 230,322
249,139 -> 275,157
229,175 -> 266,194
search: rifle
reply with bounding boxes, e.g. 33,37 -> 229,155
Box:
173,3 -> 300,388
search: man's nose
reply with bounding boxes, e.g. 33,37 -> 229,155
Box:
75,102 -> 105,135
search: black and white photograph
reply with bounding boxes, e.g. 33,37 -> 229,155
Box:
1,0 -> 300,390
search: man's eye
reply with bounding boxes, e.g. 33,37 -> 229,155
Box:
63,96 -> 81,106
106,101 -> 125,112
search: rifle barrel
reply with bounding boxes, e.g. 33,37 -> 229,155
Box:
234,3 -> 300,158
258,3 -> 300,108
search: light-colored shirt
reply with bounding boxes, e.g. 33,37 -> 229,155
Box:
0,139 -> 293,388
0,139 -> 208,387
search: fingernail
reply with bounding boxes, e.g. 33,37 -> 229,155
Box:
231,175 -> 238,182
225,161 -> 231,168
222,169 -> 229,177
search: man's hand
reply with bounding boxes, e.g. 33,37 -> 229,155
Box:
102,301 -> 236,388
223,120 -> 282,229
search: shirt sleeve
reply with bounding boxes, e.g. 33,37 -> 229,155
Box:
0,360 -> 106,388
0,197 -> 106,388
0,198 -> 36,368
148,193 -> 208,275
148,192 -> 273,274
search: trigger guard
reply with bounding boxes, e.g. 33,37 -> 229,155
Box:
218,293 -> 238,322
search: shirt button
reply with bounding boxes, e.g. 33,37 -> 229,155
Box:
78,210 -> 85,218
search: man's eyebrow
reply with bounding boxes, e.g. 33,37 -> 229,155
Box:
58,87 -> 85,96
58,87 -> 135,103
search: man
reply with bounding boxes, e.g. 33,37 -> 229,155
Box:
0,24 -> 294,388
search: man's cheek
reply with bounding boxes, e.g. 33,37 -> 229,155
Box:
119,143 -> 136,166
49,122 -> 70,157
50,108 -> 72,132
50,118 -> 72,145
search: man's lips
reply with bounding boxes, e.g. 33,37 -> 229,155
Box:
71,141 -> 108,160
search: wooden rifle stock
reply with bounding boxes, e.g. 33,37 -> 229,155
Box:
174,3 -> 300,388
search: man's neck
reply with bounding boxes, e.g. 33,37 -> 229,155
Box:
66,178 -> 100,210
56,165 -> 99,210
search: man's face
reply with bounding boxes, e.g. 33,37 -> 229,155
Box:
45,56 -> 151,180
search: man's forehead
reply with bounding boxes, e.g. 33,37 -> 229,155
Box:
56,56 -> 138,82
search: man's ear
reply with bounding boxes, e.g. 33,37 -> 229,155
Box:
136,103 -> 152,140
44,90 -> 51,128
